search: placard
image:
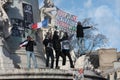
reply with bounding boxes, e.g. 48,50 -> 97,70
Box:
55,10 -> 77,34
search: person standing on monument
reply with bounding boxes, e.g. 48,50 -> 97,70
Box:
52,30 -> 65,69
43,32 -> 54,68
19,36 -> 38,69
61,32 -> 74,68
76,21 -> 92,55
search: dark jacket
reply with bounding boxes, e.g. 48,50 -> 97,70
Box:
25,40 -> 36,51
52,31 -> 61,50
61,33 -> 70,50
43,38 -> 52,48
43,38 -> 49,47
76,24 -> 91,38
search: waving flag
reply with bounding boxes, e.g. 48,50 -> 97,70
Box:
32,18 -> 49,29
19,40 -> 28,47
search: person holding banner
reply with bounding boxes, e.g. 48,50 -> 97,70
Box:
52,30 -> 65,69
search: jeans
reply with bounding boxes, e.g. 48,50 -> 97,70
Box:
26,51 -> 37,69
77,38 -> 85,54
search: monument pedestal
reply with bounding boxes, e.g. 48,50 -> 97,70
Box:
0,37 -> 14,69
14,47 -> 46,69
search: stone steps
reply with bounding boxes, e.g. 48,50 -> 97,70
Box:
0,68 -> 73,80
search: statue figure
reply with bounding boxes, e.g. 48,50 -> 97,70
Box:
0,0 -> 14,69
0,0 -> 12,38
40,0 -> 57,27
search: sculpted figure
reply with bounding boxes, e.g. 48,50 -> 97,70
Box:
0,0 -> 12,38
40,0 -> 57,27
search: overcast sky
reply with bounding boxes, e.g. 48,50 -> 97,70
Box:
39,0 -> 120,51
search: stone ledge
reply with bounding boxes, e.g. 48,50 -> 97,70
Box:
0,68 -> 73,80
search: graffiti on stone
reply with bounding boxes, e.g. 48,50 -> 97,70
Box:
11,18 -> 24,37
23,3 -> 33,28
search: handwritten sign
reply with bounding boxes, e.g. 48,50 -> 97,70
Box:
55,10 -> 77,34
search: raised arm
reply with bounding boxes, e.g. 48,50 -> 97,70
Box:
82,26 -> 92,29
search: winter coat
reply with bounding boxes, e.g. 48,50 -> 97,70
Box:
43,38 -> 52,48
52,33 -> 61,50
76,24 -> 91,38
25,40 -> 36,51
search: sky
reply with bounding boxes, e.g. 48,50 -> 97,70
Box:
39,0 -> 120,52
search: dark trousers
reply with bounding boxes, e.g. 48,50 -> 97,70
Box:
62,49 -> 74,68
55,49 -> 65,68
46,47 -> 54,68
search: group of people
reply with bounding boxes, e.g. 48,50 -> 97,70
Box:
42,21 -> 92,69
43,30 -> 74,69
19,21 -> 92,69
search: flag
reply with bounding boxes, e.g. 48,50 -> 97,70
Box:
32,18 -> 48,29
19,40 -> 28,47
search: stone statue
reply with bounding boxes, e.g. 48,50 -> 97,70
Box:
0,0 -> 14,69
0,0 -> 12,38
40,0 -> 57,27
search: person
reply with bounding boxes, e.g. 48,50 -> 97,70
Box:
61,32 -> 74,68
19,36 -> 37,69
43,32 -> 54,68
76,21 -> 92,41
52,30 -> 65,69
76,21 -> 91,54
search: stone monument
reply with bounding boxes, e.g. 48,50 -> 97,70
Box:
40,0 -> 57,27
39,0 -> 58,43
0,0 -> 12,38
0,0 -> 46,69
0,0 -> 14,69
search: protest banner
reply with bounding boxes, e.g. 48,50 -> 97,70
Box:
55,10 -> 77,34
